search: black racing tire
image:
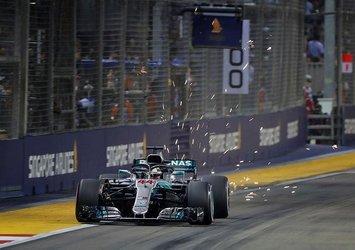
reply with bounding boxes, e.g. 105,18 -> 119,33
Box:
75,179 -> 100,222
187,181 -> 214,225
99,173 -> 119,180
201,175 -> 229,218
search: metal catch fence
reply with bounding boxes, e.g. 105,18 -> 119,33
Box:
0,0 -> 306,139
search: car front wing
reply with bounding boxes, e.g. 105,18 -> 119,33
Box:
78,205 -> 205,223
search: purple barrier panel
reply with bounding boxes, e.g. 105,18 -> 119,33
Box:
100,125 -> 142,174
143,123 -> 170,158
22,123 -> 171,196
103,124 -> 170,172
241,107 -> 307,162
342,105 -> 355,146
0,139 -> 24,196
23,127 -> 143,195
242,112 -> 272,161
189,119 -> 210,172
285,106 -> 307,148
5,108 -> 306,196
190,107 -> 307,175
74,129 -> 106,179
23,133 -> 92,195
206,116 -> 244,171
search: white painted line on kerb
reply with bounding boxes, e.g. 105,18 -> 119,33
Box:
0,224 -> 96,249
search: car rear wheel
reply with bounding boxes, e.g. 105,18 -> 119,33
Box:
76,179 -> 100,222
187,181 -> 214,225
201,175 -> 229,218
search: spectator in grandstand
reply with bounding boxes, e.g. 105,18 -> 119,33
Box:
313,94 -> 323,115
0,48 -> 7,56
305,0 -> 313,16
305,95 -> 315,115
0,75 -> 11,96
304,0 -> 314,35
110,100 -> 134,123
311,0 -> 324,24
108,51 -> 118,60
124,76 -> 133,90
105,69 -> 117,89
76,82 -> 96,128
110,103 -> 119,121
306,34 -> 324,62
304,74 -> 313,99
303,74 -> 315,114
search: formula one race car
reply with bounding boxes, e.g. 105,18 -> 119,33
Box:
75,146 -> 230,225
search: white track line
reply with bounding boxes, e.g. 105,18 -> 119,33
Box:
0,224 -> 96,249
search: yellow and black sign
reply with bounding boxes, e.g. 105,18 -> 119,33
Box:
192,14 -> 242,48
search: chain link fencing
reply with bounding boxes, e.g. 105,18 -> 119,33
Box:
341,0 -> 355,105
0,0 -> 307,139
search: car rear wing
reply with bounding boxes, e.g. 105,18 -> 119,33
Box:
167,159 -> 196,172
146,146 -> 164,153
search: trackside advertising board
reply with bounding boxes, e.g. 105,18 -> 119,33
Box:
342,105 -> 355,145
0,107 -> 306,196
189,107 -> 307,175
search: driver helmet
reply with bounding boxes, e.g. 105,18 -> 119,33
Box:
151,167 -> 162,179
170,171 -> 185,183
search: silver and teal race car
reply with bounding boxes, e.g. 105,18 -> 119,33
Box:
75,146 -> 230,225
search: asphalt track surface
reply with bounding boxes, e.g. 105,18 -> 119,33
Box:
1,144 -> 355,249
